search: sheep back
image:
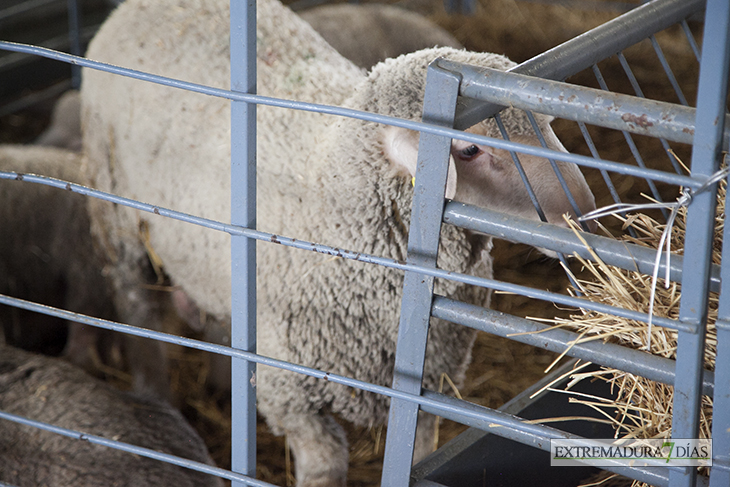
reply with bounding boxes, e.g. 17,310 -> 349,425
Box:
0,344 -> 222,487
82,0 -> 363,320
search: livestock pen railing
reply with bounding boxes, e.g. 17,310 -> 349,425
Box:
0,0 -> 728,486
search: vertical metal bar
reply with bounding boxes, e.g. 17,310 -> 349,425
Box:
381,62 -> 461,487
576,122 -> 623,205
459,0 -> 475,15
592,63 -> 669,218
617,52 -> 645,97
671,1 -> 730,486
230,0 -> 257,482
66,0 -> 81,88
493,115 -> 547,223
704,1 -> 730,487
524,111 -> 588,228
680,20 -> 701,62
444,0 -> 474,15
710,184 -> 730,486
576,120 -> 639,240
649,34 -> 689,106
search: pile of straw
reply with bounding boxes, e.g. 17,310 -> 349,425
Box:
543,178 -> 724,480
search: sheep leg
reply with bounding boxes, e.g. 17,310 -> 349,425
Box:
284,412 -> 349,487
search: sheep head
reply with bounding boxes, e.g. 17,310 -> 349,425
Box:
383,123 -> 597,233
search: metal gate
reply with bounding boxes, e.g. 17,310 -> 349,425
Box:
0,0 -> 727,486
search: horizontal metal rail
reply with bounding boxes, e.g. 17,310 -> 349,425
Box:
454,0 -> 706,128
0,171 -> 688,332
0,292 -> 528,423
441,60 -> 729,150
0,292 -> 651,450
0,41 -> 702,190
431,296 -> 715,397
0,410 -> 266,487
443,201 -> 722,294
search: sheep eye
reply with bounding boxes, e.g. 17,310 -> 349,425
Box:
459,145 -> 480,158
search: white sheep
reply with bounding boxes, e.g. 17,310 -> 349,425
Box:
29,6 -> 458,159
300,3 -> 463,69
81,0 -> 596,485
0,343 -> 222,487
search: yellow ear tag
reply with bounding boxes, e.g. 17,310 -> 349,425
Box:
411,177 -> 416,187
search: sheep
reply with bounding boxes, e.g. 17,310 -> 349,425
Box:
26,5 -> 458,161
34,90 -> 82,151
0,144 -> 179,393
0,343 -> 223,487
0,145 -> 120,372
300,3 -> 463,69
80,0 -> 596,485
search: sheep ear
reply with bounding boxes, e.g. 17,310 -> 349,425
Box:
382,126 -> 457,199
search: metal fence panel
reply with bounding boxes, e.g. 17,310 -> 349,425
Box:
0,0 -> 726,486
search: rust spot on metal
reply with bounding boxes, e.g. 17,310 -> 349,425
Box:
153,208 -> 160,215
65,183 -> 73,191
15,173 -> 24,181
568,95 -> 577,103
621,113 -> 653,129
270,235 -> 280,244
323,373 -> 330,381
683,127 -> 695,136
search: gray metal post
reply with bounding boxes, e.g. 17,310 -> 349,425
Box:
671,1 -> 730,486
704,0 -> 730,482
230,0 -> 257,482
710,189 -> 730,486
381,62 -> 461,486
